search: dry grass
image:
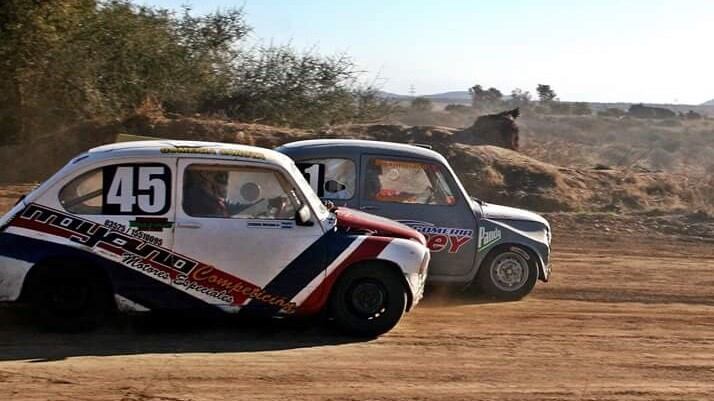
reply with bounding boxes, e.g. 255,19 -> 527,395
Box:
389,108 -> 714,176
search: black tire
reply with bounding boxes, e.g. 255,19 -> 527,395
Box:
475,245 -> 538,300
329,263 -> 407,337
29,263 -> 109,332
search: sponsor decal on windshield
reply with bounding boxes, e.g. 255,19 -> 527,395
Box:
397,220 -> 473,253
374,159 -> 439,171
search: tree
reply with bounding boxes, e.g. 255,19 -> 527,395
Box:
0,0 -> 249,143
509,88 -> 531,107
536,84 -> 557,103
223,46 -> 393,128
0,0 -> 97,144
0,0 -> 395,141
410,97 -> 433,111
469,84 -> 503,108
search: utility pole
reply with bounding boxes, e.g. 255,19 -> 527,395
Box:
408,84 -> 416,98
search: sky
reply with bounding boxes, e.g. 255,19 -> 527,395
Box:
143,0 -> 714,104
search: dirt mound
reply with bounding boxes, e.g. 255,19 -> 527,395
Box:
317,124 -> 713,213
2,114 -> 712,213
0,114 -> 312,183
444,145 -> 713,213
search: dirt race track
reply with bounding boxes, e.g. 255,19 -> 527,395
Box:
0,208 -> 713,400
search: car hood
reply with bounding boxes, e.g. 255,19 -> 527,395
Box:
479,202 -> 549,227
334,207 -> 426,245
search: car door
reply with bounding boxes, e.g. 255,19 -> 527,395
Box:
358,155 -> 478,277
172,158 -> 326,313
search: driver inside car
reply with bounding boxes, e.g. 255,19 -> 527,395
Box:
184,169 -> 230,217
185,167 -> 297,219
184,169 -> 260,217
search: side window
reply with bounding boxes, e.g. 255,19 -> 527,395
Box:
59,163 -> 171,215
365,158 -> 456,205
59,169 -> 103,214
297,159 -> 356,200
183,165 -> 299,219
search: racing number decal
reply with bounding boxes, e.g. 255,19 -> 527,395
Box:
102,164 -> 171,215
298,163 -> 326,197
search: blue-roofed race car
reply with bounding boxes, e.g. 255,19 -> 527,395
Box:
277,139 -> 551,300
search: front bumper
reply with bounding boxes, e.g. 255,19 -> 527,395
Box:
541,262 -> 552,282
537,240 -> 552,282
405,252 -> 429,311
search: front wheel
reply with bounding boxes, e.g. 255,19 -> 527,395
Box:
329,263 -> 407,337
475,246 -> 538,300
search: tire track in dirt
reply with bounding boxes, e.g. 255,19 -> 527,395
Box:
0,188 -> 712,400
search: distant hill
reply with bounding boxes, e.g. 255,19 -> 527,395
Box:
378,90 -> 471,103
380,90 -> 714,114
377,91 -> 412,100
423,91 -> 471,102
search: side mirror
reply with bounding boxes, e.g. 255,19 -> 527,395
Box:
295,205 -> 314,226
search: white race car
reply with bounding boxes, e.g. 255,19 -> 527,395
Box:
0,141 -> 429,337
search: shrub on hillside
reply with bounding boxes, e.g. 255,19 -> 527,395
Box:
0,0 -> 394,144
572,102 -> 592,115
445,104 -> 471,113
410,97 -> 433,111
212,45 -> 392,128
597,108 -> 626,118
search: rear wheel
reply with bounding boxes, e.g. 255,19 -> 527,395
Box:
329,263 -> 407,337
475,246 -> 538,300
29,263 -> 109,331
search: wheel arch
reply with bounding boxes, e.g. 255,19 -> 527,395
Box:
18,255 -> 117,310
329,259 -> 415,312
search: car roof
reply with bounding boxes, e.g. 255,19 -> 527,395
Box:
277,139 -> 449,163
84,140 -> 293,166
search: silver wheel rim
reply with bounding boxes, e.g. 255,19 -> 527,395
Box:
489,251 -> 529,292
